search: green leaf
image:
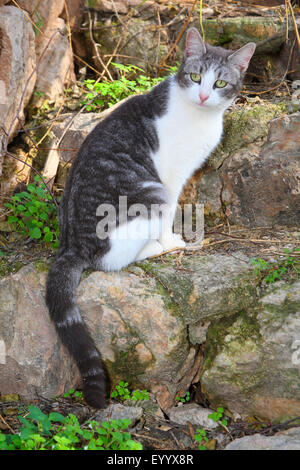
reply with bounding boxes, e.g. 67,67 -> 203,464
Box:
29,227 -> 42,239
48,412 -> 66,423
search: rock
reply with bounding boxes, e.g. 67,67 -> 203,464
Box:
221,112 -> 300,227
206,102 -> 286,170
225,427 -> 300,450
42,99 -> 131,185
198,109 -> 300,228
93,403 -> 143,426
90,17 -> 168,72
199,16 -> 286,51
200,280 -> 300,422
0,263 -> 80,400
16,0 -> 65,45
33,18 -> 75,104
88,0 -> 129,14
168,404 -> 219,429
41,112 -> 100,186
0,253 -> 260,408
0,5 -> 36,176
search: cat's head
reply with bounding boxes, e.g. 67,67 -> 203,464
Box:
176,28 -> 255,110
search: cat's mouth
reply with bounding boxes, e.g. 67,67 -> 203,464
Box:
197,101 -> 208,107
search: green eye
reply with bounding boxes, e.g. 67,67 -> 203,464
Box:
190,73 -> 201,83
214,79 -> 227,88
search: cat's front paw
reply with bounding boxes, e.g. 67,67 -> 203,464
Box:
160,233 -> 186,252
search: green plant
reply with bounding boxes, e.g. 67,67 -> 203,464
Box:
111,381 -> 149,402
4,175 -> 59,248
130,389 -> 149,402
111,381 -> 131,401
194,428 -> 208,450
208,407 -> 228,427
63,389 -> 83,400
250,247 -> 300,284
81,63 -> 176,112
0,405 -> 142,450
176,391 -> 190,403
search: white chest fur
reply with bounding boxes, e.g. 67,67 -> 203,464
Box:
152,80 -> 224,204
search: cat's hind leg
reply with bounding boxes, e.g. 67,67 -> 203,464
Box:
100,215 -> 161,271
135,240 -> 163,261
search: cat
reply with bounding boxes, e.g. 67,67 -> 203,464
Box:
46,28 -> 255,408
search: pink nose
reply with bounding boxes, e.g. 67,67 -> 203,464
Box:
199,93 -> 209,103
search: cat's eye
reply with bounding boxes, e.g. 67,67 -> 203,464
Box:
190,73 -> 202,83
214,79 -> 227,88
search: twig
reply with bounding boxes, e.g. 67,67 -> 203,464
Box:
158,0 -> 198,69
11,0 -> 45,37
88,10 -> 113,81
0,413 -> 15,434
170,430 -> 185,450
100,35 -> 123,81
242,37 -> 296,95
287,0 -> 300,51
131,433 -> 165,443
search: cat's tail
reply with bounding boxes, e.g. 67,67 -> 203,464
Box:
45,252 -> 106,408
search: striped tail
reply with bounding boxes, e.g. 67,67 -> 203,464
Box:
45,252 -> 106,408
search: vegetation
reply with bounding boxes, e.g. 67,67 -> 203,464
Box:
4,175 -> 59,249
110,381 -> 149,403
82,63 -> 177,111
250,247 -> 300,284
0,405 -> 142,450
194,428 -> 209,450
208,407 -> 228,427
176,391 -> 190,403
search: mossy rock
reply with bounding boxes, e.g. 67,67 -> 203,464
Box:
206,101 -> 287,170
200,280 -> 300,422
202,16 -> 286,50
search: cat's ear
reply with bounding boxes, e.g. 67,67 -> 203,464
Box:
228,42 -> 256,72
185,28 -> 206,57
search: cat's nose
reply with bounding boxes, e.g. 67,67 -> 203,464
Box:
199,93 -> 209,103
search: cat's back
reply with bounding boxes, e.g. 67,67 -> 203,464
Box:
77,77 -> 171,158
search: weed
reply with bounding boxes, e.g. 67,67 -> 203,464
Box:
208,407 -> 228,427
111,381 -> 149,403
176,391 -> 190,403
4,175 -> 59,249
0,405 -> 142,450
194,428 -> 208,450
250,247 -> 300,284
81,63 -> 177,112
63,389 -> 83,401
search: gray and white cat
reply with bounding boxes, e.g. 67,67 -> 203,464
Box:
46,28 -> 255,408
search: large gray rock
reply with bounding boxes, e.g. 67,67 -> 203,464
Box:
201,280 -> 300,422
0,253 -> 298,420
225,427 -> 300,450
0,6 -> 36,176
221,112 -> 300,227
93,403 -> 143,427
33,18 -> 75,104
16,0 -> 65,45
168,404 -> 219,429
0,253 -> 259,410
199,110 -> 300,228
